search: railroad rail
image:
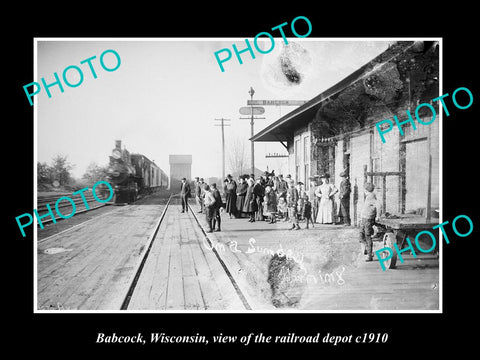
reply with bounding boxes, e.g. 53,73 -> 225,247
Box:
187,201 -> 252,310
120,195 -> 251,310
120,194 -> 173,309
36,192 -> 109,225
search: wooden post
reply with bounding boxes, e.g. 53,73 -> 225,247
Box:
426,153 -> 432,221
249,87 -> 255,175
382,175 -> 387,215
353,178 -> 358,226
426,122 -> 432,221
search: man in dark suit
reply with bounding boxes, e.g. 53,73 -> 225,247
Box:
339,171 -> 351,226
180,177 -> 191,213
210,183 -> 223,231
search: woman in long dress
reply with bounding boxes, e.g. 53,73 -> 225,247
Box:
315,174 -> 338,224
253,178 -> 265,221
236,177 -> 248,218
243,177 -> 256,222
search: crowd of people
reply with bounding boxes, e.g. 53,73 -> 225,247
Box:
181,171 -> 381,261
187,170 -> 353,232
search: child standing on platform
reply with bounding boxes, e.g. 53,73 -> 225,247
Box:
264,186 -> 277,224
286,180 -> 300,230
359,182 -> 381,261
277,197 -> 287,221
303,195 -> 314,229
203,184 -> 216,233
210,183 -> 222,232
295,182 -> 306,221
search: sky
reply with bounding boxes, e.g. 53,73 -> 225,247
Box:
36,38 -> 391,180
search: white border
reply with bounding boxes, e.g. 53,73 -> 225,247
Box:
33,37 -> 443,314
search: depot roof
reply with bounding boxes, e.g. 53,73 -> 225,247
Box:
251,67 -> 370,142
250,41 -> 418,143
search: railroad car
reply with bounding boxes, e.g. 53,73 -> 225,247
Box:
106,140 -> 168,203
130,154 -> 168,193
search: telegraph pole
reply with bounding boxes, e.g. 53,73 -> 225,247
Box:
248,87 -> 255,175
214,118 -> 230,180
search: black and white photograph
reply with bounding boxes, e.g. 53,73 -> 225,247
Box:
8,5 -> 478,356
33,38 -> 442,312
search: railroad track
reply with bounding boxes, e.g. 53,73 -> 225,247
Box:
120,194 -> 174,310
36,193 -> 108,225
36,191 -> 173,243
36,190 -> 167,221
187,201 -> 252,310
120,194 -> 252,310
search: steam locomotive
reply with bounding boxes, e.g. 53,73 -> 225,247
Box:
106,140 -> 168,203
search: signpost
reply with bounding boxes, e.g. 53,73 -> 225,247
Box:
240,94 -> 307,175
247,100 -> 307,106
266,153 -> 288,158
239,106 -> 265,116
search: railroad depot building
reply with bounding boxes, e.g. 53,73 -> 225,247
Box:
251,41 -> 440,226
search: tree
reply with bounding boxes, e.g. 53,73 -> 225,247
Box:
50,154 -> 74,186
37,162 -> 51,184
82,162 -> 108,186
227,136 -> 249,177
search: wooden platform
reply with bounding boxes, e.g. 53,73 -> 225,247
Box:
127,205 -> 247,310
299,257 -> 439,310
37,203 -> 164,310
37,196 -> 440,312
37,199 -> 250,311
202,215 -> 440,311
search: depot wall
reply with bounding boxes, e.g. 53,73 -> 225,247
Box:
349,132 -> 371,225
285,123 -> 406,225
282,104 -> 439,225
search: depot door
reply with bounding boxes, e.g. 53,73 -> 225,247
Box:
405,140 -> 429,212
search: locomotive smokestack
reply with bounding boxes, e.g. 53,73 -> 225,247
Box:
115,140 -> 122,150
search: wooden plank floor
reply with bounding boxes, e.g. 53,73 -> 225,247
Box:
127,205 -> 246,310
298,257 -> 439,310
37,198 -> 439,312
203,215 -> 440,311
37,203 -> 164,310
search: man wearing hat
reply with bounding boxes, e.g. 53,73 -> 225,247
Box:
265,173 -> 274,188
210,183 -> 223,232
338,170 -> 351,226
286,179 -> 300,230
194,177 -> 204,213
276,174 -> 288,200
253,177 -> 265,221
308,176 -> 320,222
179,177 -> 191,213
359,182 -> 381,261
203,184 -> 216,232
